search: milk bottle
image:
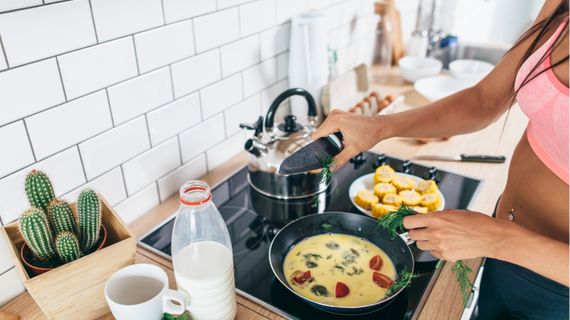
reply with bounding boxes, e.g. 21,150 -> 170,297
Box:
171,181 -> 236,320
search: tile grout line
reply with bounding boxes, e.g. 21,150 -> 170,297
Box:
168,65 -> 176,101
0,35 -> 10,69
54,56 -> 68,102
21,119 -> 37,163
118,164 -> 129,199
75,145 -> 89,182
104,88 -> 115,127
0,267 -> 14,277
87,0 -> 100,43
160,0 -> 167,25
131,36 -> 141,75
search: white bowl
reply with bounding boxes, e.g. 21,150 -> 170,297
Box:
414,75 -> 475,101
398,56 -> 443,83
449,59 -> 494,82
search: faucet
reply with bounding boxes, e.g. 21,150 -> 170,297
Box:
412,0 -> 446,57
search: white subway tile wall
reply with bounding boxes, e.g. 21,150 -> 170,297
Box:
0,0 -> 376,305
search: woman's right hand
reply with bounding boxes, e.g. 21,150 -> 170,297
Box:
312,109 -> 389,171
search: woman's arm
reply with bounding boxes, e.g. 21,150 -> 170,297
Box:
314,0 -> 562,170
404,211 -> 569,286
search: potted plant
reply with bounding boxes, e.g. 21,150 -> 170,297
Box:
19,171 -> 108,274
0,170 -> 136,319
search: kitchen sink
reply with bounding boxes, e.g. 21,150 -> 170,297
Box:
433,43 -> 510,68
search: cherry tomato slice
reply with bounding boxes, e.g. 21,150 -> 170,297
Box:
335,281 -> 350,298
369,255 -> 383,271
292,270 -> 311,285
372,272 -> 394,288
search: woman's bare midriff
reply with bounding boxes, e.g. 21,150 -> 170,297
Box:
497,132 -> 569,244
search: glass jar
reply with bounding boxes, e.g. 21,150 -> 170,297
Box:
171,180 -> 236,320
373,1 -> 393,83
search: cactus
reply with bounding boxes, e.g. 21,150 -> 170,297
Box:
77,189 -> 101,252
55,232 -> 82,264
47,199 -> 77,235
19,208 -> 57,261
25,170 -> 56,213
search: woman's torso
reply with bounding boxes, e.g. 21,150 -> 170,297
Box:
497,17 -> 569,243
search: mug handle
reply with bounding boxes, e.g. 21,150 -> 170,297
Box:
162,289 -> 186,315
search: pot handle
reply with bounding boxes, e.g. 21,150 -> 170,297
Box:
265,88 -> 317,130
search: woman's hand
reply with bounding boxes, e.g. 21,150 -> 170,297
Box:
403,210 -> 506,262
312,110 -> 388,171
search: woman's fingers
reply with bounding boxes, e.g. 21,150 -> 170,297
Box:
415,240 -> 434,251
403,214 -> 432,229
331,147 -> 357,171
311,111 -> 343,140
408,228 -> 430,241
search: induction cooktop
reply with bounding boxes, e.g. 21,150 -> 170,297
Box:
139,152 -> 482,319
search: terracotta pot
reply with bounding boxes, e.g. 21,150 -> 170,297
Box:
21,225 -> 108,276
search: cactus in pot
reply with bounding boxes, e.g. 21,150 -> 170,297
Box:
55,232 -> 82,264
25,170 -> 56,213
48,199 -> 77,235
77,189 -> 102,252
19,208 -> 57,262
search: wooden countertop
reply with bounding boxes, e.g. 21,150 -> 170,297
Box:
2,66 -> 528,319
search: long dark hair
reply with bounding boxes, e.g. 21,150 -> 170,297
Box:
511,0 -> 569,95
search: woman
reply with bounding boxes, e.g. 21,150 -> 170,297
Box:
313,0 -> 569,318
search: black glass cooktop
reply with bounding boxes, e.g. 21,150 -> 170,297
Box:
139,152 -> 481,320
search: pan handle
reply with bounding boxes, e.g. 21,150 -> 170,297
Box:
399,232 -> 415,246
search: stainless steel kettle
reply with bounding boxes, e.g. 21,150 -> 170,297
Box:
239,88 -> 330,199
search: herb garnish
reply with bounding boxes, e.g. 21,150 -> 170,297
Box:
452,260 -> 474,305
163,311 -> 190,320
311,155 -> 335,207
378,205 -> 474,305
386,269 -> 418,297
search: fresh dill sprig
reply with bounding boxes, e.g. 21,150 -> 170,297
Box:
386,269 -> 419,297
452,260 -> 474,306
377,205 -> 416,239
311,155 -> 335,208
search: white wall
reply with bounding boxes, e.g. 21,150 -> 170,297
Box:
0,0 -> 377,305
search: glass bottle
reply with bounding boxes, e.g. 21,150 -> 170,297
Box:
373,1 -> 393,83
171,180 -> 236,320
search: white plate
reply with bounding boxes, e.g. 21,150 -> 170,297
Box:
348,172 -> 445,218
414,75 -> 475,101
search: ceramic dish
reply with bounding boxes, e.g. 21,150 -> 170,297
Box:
449,59 -> 494,82
414,75 -> 475,101
348,173 -> 445,218
398,56 -> 443,82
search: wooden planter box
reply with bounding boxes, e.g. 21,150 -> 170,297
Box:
0,196 -> 136,319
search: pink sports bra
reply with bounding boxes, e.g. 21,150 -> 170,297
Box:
515,17 -> 569,184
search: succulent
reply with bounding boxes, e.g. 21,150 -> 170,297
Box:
19,207 -> 57,261
77,189 -> 102,252
55,232 -> 82,264
25,170 -> 56,213
47,199 -> 77,235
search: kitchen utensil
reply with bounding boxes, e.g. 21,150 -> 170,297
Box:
449,59 -> 494,82
398,56 -> 442,82
240,88 -> 330,199
269,212 -> 414,314
105,264 -> 186,320
289,11 -> 328,123
414,154 -> 506,163
278,132 -> 343,175
348,173 -> 445,217
389,1 -> 404,64
414,75 -> 474,101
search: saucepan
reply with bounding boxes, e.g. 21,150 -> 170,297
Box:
268,212 -> 414,314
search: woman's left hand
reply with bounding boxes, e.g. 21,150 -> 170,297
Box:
403,210 -> 506,262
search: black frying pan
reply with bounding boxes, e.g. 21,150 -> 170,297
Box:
269,212 -> 414,314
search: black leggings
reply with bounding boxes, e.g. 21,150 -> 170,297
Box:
477,199 -> 569,319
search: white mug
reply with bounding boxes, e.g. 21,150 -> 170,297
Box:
105,264 -> 186,320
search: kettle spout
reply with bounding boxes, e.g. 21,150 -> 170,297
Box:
244,139 -> 264,157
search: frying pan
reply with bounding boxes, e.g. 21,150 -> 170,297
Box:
269,212 -> 414,314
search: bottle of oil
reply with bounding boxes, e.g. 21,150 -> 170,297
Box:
373,1 -> 393,83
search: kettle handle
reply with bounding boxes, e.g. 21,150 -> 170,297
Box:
265,88 -> 317,130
